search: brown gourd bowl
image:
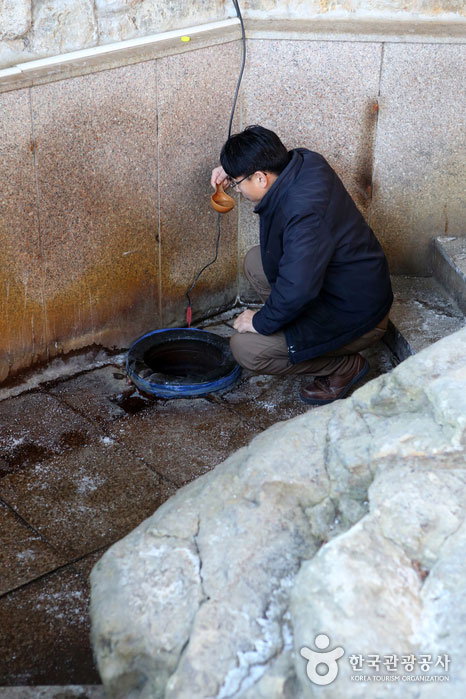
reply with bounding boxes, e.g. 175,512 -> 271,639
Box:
211,183 -> 235,213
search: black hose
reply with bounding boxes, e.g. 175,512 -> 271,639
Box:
186,0 -> 246,314
228,0 -> 246,140
185,213 -> 222,305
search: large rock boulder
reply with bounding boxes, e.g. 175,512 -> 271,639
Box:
90,327 -> 466,698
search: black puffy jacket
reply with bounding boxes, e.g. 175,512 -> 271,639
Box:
251,148 -> 393,363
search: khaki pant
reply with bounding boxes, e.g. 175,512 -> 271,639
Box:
230,245 -> 389,376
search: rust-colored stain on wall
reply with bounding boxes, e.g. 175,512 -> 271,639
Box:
0,87 -> 44,383
43,245 -> 159,351
0,47 -> 242,383
0,64 -> 162,382
0,264 -> 46,382
0,239 -> 160,383
353,98 -> 379,213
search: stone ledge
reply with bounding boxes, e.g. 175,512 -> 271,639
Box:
432,236 -> 466,316
246,17 -> 466,43
385,275 -> 465,361
0,18 -> 241,95
1,16 -> 465,95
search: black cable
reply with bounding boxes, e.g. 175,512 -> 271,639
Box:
185,0 -> 247,316
228,0 -> 246,140
185,213 -> 221,308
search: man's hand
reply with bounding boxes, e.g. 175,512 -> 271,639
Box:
211,165 -> 230,190
233,309 -> 258,334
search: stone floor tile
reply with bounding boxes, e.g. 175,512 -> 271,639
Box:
0,393 -> 98,476
0,688 -> 105,698
219,341 -> 396,429
197,308 -> 240,327
222,372 -> 313,429
48,364 -> 132,424
109,398 -> 260,486
0,441 -> 172,559
0,500 -> 64,596
72,547 -> 110,583
389,276 -> 464,356
0,565 -> 99,685
196,321 -> 235,338
359,340 -> 397,385
0,348 -> 125,403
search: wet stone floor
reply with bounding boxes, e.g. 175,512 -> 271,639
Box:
0,308 -> 397,689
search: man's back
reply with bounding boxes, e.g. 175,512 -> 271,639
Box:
252,148 -> 393,362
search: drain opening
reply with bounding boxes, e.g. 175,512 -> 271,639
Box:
127,328 -> 241,398
144,340 -> 224,379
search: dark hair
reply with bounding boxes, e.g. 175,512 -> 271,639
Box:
220,125 -> 290,178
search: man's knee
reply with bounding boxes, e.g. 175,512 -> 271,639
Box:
243,245 -> 261,278
230,332 -> 263,372
230,333 -> 252,370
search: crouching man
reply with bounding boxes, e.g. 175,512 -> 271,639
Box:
211,125 -> 393,405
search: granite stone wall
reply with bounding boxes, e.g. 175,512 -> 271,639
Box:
1,0 -> 465,70
0,41 -> 241,382
0,17 -> 465,382
239,38 -> 466,294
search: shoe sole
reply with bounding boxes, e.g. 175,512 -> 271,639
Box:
300,359 -> 370,406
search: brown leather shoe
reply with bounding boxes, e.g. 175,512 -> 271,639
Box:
300,354 -> 369,405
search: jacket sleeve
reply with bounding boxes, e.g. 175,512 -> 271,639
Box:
252,213 -> 334,335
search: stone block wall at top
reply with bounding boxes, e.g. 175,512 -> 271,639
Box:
1,0 -> 465,70
0,0 -> 229,69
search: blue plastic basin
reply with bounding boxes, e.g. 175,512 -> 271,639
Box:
126,328 -> 241,398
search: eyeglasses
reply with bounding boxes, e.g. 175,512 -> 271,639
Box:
228,174 -> 251,189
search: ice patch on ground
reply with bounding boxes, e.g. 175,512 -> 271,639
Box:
0,351 -> 126,403
76,475 -> 104,494
8,437 -> 25,447
16,549 -> 36,562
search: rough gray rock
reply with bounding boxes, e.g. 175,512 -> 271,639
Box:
90,327 -> 466,698
32,0 -> 98,56
0,688 -> 105,698
0,0 -> 228,69
291,469 -> 466,698
0,0 -> 31,40
96,0 -> 227,45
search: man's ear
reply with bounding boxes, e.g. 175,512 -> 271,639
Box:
254,171 -> 269,188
